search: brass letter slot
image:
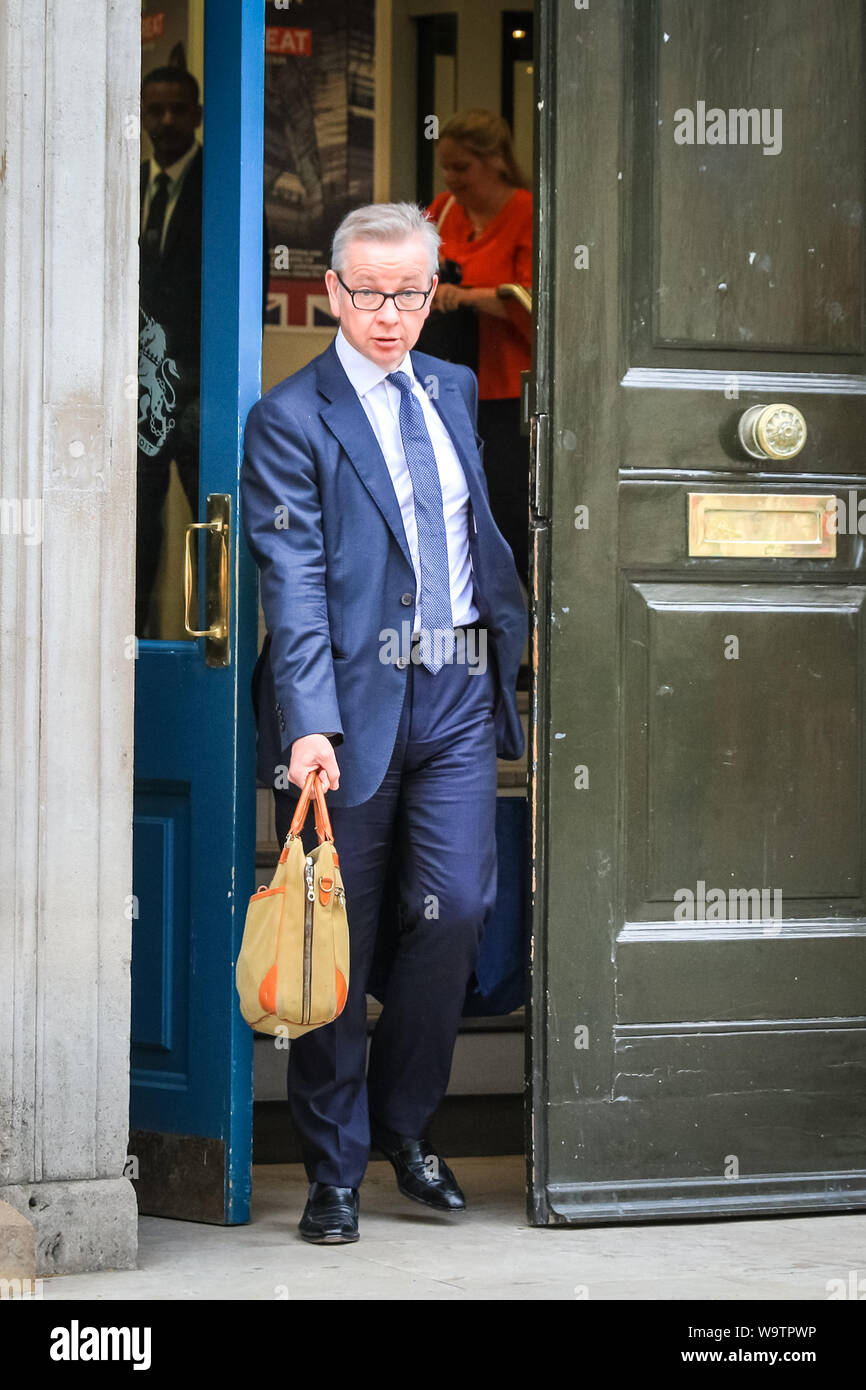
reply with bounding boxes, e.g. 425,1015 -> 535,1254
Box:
687,493 -> 836,558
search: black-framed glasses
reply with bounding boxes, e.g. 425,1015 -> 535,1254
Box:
334,271 -> 433,312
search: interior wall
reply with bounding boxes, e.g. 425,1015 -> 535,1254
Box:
261,0 -> 516,392
389,0 -> 506,199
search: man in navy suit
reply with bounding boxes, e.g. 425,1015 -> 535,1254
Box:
241,203 -> 527,1244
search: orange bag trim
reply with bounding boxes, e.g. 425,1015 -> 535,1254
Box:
249,884 -> 284,902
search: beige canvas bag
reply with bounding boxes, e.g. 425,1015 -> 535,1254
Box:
236,770 -> 349,1038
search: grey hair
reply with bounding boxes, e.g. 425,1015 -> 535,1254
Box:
331,202 -> 440,279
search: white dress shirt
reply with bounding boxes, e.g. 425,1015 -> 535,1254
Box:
334,327 -> 479,633
140,140 -> 200,253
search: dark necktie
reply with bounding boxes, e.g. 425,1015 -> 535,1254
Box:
142,172 -> 170,260
386,371 -> 454,674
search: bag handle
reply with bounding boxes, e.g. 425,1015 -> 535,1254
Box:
436,193 -> 456,232
287,769 -> 334,844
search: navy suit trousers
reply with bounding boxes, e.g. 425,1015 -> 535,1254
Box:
273,638 -> 498,1188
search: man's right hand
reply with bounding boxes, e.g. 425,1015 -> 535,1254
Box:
289,734 -> 340,792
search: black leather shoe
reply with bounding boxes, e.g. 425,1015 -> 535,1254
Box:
370,1121 -> 466,1212
299,1183 -> 360,1243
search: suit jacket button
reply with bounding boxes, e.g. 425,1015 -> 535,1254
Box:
395,657 -> 408,669
401,593 -> 414,606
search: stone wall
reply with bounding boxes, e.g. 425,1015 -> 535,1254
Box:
0,0 -> 140,1274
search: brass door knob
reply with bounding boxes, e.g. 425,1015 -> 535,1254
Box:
738,403 -> 807,461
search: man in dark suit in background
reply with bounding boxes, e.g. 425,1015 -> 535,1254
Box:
137,66 -> 204,636
136,65 -> 272,636
241,203 -> 527,1244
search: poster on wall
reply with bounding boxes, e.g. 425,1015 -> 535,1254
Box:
264,0 -> 375,329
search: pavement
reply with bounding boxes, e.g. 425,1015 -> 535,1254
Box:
39,1156 -> 866,1300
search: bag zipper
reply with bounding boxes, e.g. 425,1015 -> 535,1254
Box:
303,856 -> 315,1024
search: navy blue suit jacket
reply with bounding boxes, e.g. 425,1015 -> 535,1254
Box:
240,338 -> 527,809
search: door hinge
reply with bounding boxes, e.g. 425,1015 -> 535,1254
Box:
530,412 -> 550,522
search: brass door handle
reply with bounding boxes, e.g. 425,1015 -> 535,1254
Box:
738,403 -> 807,461
183,493 -> 230,665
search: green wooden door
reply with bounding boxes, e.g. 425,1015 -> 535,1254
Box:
529,0 -> 866,1223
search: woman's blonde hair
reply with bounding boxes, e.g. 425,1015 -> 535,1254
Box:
439,109 -> 529,190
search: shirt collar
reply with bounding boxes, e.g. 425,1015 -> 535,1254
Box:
334,326 -> 414,399
149,140 -> 199,192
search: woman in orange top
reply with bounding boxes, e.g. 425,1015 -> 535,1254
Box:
426,110 -> 532,586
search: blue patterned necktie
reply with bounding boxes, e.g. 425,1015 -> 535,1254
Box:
386,371 -> 454,673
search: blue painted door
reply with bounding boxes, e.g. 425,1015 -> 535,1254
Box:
130,1 -> 264,1224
